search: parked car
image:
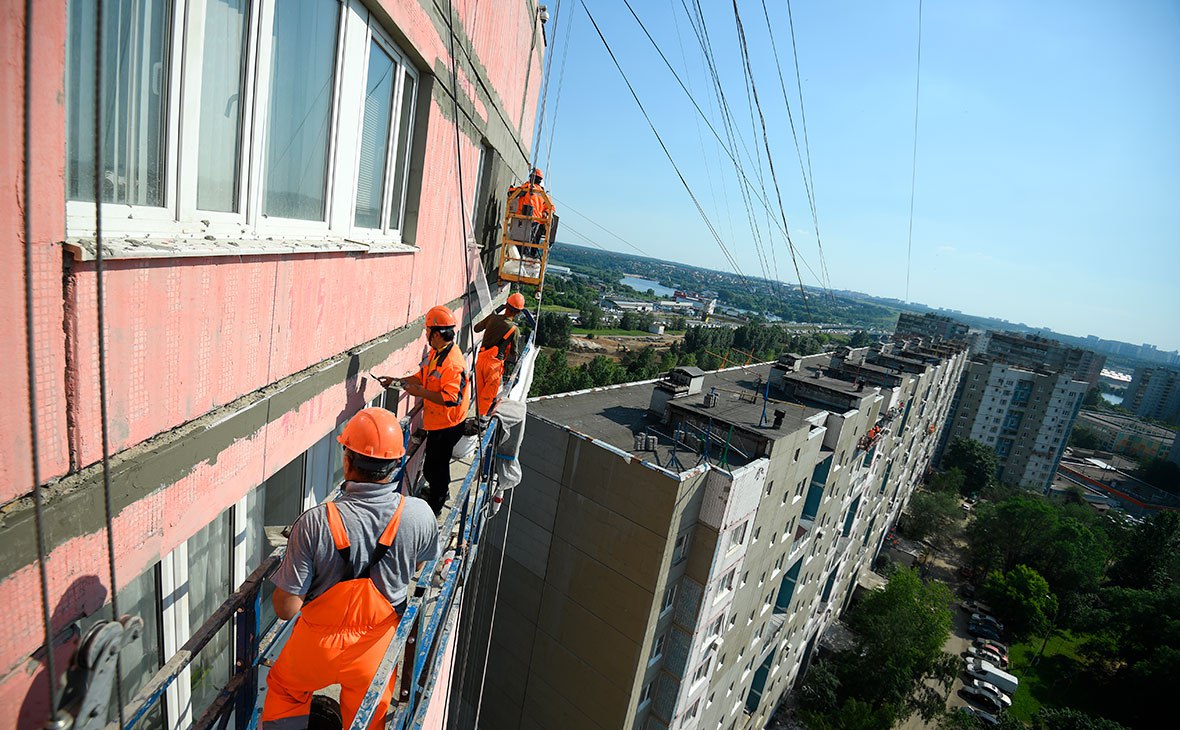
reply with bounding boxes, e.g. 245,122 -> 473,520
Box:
965,658 -> 1020,695
961,685 -> 1006,713
977,642 -> 1009,665
965,646 -> 1008,668
969,621 -> 1003,642
958,705 -> 1000,727
971,612 -> 1004,630
973,637 -> 1009,655
961,599 -> 994,614
970,679 -> 1013,708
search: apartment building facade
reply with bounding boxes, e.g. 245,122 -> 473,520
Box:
984,332 -> 1105,388
941,359 -> 1087,491
895,312 -> 970,342
1123,367 -> 1180,425
1,1 -> 545,726
454,342 -> 967,730
1075,410 -> 1176,462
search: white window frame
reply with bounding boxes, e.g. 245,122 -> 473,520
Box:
65,0 -> 420,251
639,680 -> 654,706
661,583 -> 677,615
650,632 -> 666,664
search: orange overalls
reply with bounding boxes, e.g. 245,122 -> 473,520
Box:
475,325 -> 517,416
261,498 -> 406,730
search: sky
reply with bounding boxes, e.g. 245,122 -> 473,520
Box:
533,0 -> 1180,350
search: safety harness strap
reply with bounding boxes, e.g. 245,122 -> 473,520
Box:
360,495 -> 406,579
324,502 -> 355,580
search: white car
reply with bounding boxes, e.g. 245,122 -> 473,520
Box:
965,645 -> 1008,668
971,612 -> 1003,630
970,679 -> 1012,707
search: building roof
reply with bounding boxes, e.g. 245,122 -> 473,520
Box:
529,365 -> 822,472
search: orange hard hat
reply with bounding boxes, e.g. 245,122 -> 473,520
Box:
507,292 -> 526,310
425,305 -> 458,329
338,407 -> 405,460
531,168 -> 544,180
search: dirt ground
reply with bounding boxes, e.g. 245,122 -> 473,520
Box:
565,333 -> 682,367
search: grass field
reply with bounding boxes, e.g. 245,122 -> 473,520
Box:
1006,630 -> 1097,722
540,304 -> 578,313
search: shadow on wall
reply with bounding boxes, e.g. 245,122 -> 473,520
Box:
18,575 -> 109,728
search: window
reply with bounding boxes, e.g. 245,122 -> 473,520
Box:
727,522 -> 748,550
661,583 -> 677,614
709,615 -> 724,637
684,699 -> 700,722
639,680 -> 654,706
717,569 -> 735,597
692,657 -> 712,685
765,479 -> 774,496
64,0 -> 421,245
650,633 -> 666,663
674,530 -> 692,564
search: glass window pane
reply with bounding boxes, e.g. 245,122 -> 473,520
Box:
247,456 -> 305,630
388,71 -> 416,231
263,0 -> 339,221
77,567 -> 165,728
187,511 -> 231,718
196,0 -> 249,211
66,0 -> 171,206
354,41 -> 396,229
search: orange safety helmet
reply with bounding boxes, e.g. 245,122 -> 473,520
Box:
506,292 -> 527,311
425,305 -> 458,329
530,167 -> 544,181
338,407 -> 405,460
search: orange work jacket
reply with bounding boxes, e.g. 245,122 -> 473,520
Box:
417,342 -> 469,431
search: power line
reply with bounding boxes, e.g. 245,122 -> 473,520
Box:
761,0 -> 832,296
906,0 -> 924,303
729,0 -> 812,321
548,193 -> 649,257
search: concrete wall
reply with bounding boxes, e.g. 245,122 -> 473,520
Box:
0,1 -> 545,725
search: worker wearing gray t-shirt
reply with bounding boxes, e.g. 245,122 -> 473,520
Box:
262,408 -> 440,730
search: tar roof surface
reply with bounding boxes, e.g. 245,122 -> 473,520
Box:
530,366 -> 823,471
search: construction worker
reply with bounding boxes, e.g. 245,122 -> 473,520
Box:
261,407 -> 440,730
399,305 -> 470,514
507,168 -> 554,252
473,292 -> 527,417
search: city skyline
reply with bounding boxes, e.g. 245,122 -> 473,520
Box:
541,0 -> 1180,350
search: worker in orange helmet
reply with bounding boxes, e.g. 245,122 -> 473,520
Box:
473,292 -> 530,417
506,168 -> 554,253
261,407 -> 440,730
397,305 -> 470,514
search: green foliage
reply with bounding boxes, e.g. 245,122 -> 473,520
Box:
929,468 -> 968,495
943,437 -> 999,494
904,490 -> 962,545
1136,457 -> 1180,495
849,330 -> 872,347
1031,707 -> 1129,730
1068,425 -> 1103,450
578,303 -> 602,330
981,565 -> 1058,639
1106,511 -> 1180,589
535,312 -> 572,349
1082,387 -> 1104,408
802,568 -> 955,726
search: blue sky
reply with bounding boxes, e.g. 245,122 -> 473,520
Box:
536,0 -> 1180,349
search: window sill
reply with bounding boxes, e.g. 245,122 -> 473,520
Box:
63,236 -> 419,262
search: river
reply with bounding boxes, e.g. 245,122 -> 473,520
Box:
619,275 -> 676,298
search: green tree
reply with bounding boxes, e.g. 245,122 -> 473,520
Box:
849,330 -> 872,347
981,564 -> 1057,639
536,312 -> 572,349
578,303 -> 602,330
942,437 -> 999,494
1137,457 -> 1180,495
928,467 -> 967,495
1032,707 -> 1129,730
904,491 -> 962,545
833,568 -> 956,723
1082,387 -> 1104,408
669,315 -> 688,332
1107,511 -> 1180,589
1068,425 -> 1102,449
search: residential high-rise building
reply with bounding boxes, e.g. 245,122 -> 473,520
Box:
895,312 -> 970,342
984,332 -> 1106,387
0,1 -> 545,725
452,342 -> 967,729
1123,367 -> 1180,425
940,359 -> 1087,491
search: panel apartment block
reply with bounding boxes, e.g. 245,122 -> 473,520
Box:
457,342 -> 967,730
1123,367 -> 1180,425
941,359 -> 1087,491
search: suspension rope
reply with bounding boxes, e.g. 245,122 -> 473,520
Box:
906,0 -> 924,303
91,1 -> 126,724
22,0 -> 63,722
581,1 -> 746,280
471,482 -> 516,729
542,0 -> 576,178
